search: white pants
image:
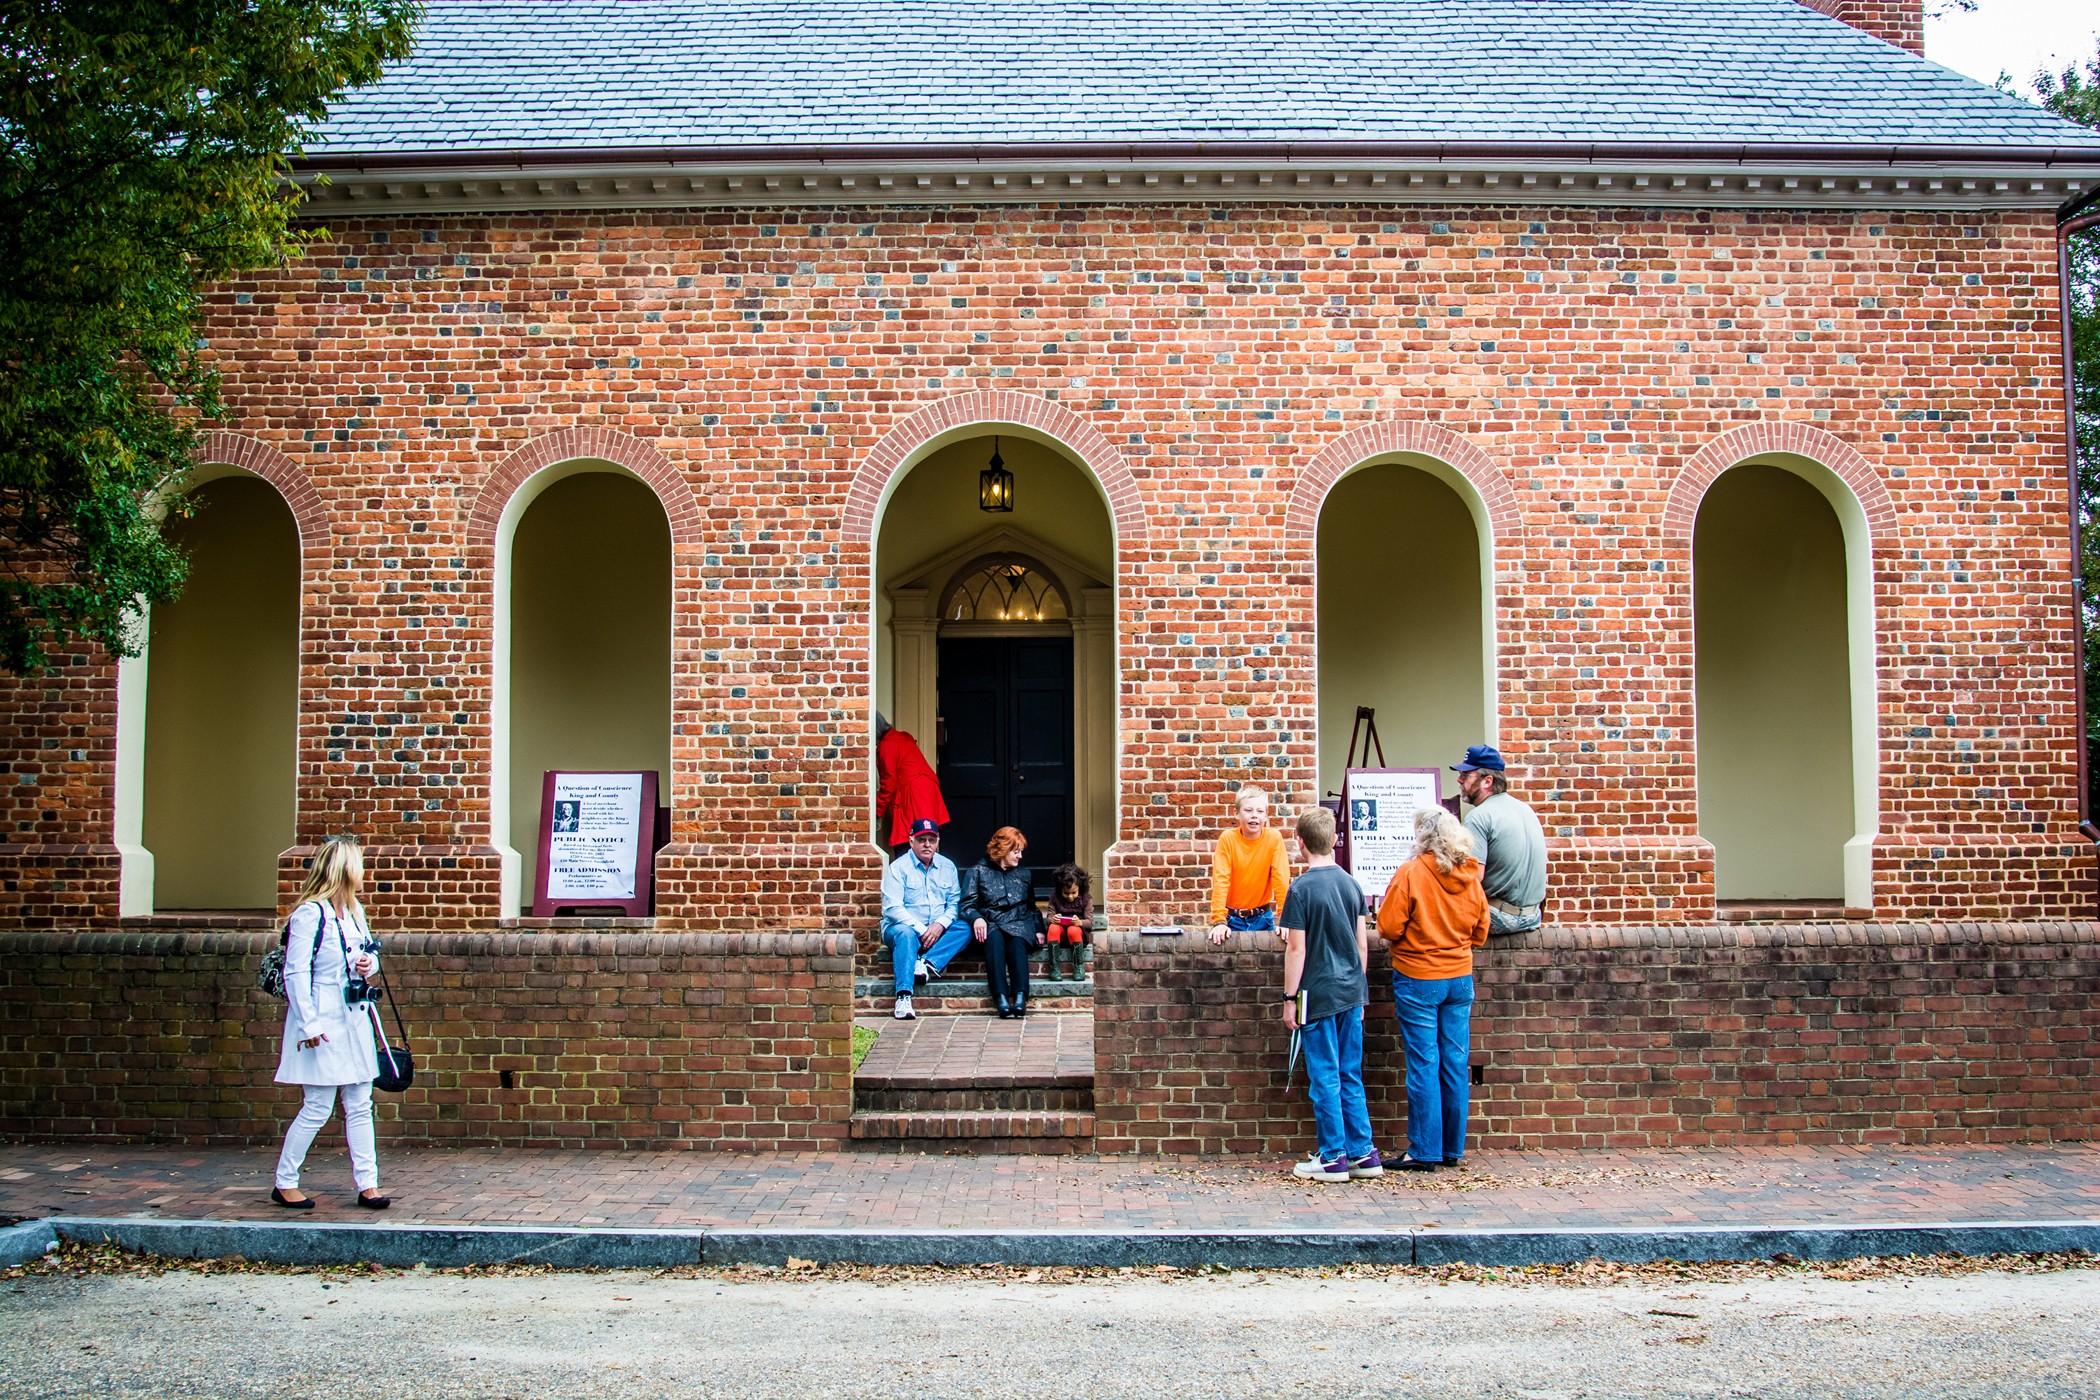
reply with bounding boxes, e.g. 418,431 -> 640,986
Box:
275,1082 -> 379,1191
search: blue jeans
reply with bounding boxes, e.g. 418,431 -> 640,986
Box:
1299,1006 -> 1374,1160
882,920 -> 972,996
1391,972 -> 1475,1164
1225,907 -> 1275,934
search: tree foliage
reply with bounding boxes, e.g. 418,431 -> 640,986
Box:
0,1 -> 417,674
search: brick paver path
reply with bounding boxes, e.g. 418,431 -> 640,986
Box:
3,1143 -> 2095,1233
856,1012 -> 1092,1086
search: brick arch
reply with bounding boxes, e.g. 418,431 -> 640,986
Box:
467,427 -> 702,553
195,430 -> 330,560
1283,420 -> 1522,546
842,391 -> 1147,547
1663,422 -> 1896,545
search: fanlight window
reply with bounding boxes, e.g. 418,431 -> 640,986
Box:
945,559 -> 1068,622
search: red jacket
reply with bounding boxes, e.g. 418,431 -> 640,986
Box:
876,729 -> 950,846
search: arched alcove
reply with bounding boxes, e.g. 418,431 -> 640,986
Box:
872,431 -> 1116,878
497,465 -> 672,914
139,473 -> 300,910
1314,459 -> 1492,799
1693,461 -> 1864,903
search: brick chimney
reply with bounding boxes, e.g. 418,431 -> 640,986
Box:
1796,0 -> 1926,56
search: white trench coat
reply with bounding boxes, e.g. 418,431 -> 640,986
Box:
274,900 -> 381,1087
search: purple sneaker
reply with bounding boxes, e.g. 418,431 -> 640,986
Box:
1292,1152 -> 1350,1182
1347,1150 -> 1385,1180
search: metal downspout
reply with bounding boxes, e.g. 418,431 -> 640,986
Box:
2056,204 -> 2100,910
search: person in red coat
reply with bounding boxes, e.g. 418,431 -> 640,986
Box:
876,714 -> 950,851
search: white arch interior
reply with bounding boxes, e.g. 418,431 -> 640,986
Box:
1692,455 -> 1877,906
492,460 -> 672,917
122,468 -> 300,911
868,424 -> 1119,878
1313,454 -> 1496,801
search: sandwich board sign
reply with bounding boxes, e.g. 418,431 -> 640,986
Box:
1337,767 -> 1442,909
532,770 -> 659,916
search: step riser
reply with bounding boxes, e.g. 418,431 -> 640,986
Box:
840,1135 -> 1095,1155
855,996 -> 1092,1015
855,1087 -> 1094,1114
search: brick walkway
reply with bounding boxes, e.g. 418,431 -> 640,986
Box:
855,1012 -> 1092,1087
3,1142 -> 2095,1234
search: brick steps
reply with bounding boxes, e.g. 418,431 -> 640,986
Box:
847,1108 -> 1096,1153
853,975 -> 1091,1015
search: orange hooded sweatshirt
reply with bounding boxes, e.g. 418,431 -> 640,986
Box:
1376,851 -> 1491,980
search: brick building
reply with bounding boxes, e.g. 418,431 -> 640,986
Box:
5,0 -> 2100,1153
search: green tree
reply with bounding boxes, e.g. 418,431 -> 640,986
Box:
0,1 -> 417,675
2028,47 -> 2100,781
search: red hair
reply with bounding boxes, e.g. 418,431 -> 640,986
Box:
985,826 -> 1027,863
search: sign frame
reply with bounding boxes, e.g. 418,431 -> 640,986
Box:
1336,767 -> 1443,908
532,769 -> 660,917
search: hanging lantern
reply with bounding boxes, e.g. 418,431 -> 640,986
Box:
979,437 -> 1014,512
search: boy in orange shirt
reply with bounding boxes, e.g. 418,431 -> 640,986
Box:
1206,784 -> 1291,946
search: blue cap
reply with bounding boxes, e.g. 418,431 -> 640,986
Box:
1451,744 -> 1506,774
909,818 -> 941,837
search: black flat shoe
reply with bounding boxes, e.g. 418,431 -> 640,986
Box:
356,1191 -> 391,1210
271,1188 -> 314,1211
994,1002 -> 1012,1019
1396,1155 -> 1440,1172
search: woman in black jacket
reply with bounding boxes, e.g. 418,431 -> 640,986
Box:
963,826 -> 1041,1018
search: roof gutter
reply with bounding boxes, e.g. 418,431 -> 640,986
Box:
2058,203 -> 2100,909
294,137 -> 2100,175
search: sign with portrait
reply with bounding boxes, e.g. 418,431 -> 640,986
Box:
1337,768 -> 1442,907
532,770 -> 659,916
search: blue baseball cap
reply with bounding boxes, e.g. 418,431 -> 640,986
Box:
1451,744 -> 1506,774
909,818 -> 941,837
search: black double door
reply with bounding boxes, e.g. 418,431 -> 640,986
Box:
937,636 -> 1074,879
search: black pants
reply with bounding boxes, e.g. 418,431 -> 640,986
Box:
985,933 -> 1032,1009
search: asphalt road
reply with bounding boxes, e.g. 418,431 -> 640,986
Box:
3,1266 -> 2096,1398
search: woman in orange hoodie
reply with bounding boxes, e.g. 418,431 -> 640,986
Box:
1376,805 -> 1491,1171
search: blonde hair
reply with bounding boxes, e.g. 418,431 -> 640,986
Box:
1414,807 -> 1474,874
1234,784 -> 1269,811
296,835 -> 364,909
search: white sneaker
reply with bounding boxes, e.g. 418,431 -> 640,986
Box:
893,995 -> 916,1020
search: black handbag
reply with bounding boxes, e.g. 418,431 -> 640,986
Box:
368,967 -> 415,1093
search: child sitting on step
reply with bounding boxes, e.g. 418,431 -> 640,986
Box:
1044,862 -> 1092,982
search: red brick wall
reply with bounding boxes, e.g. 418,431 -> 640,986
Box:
0,203 -> 2086,930
1093,922 -> 2100,1153
0,925 -> 854,1149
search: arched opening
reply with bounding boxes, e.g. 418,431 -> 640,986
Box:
1694,460 -> 1869,905
137,472 -> 300,911
873,430 -> 1116,882
1315,460 -> 1491,800
495,464 -> 672,916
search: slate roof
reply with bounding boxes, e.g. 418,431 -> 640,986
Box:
310,0 -> 2100,157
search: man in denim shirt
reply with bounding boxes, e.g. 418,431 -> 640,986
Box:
880,817 -> 965,1020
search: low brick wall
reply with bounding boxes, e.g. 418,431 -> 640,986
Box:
1092,922 -> 2100,1155
0,925 -> 855,1149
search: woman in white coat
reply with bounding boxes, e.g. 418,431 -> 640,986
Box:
272,834 -> 391,1210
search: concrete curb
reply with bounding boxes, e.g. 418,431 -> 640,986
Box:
0,1218 -> 58,1268
17,1217 -> 2100,1271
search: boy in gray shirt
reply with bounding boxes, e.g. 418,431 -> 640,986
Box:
1277,806 -> 1382,1182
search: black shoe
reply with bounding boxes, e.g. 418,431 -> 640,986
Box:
995,1002 -> 1012,1019
270,1187 -> 314,1211
1396,1155 -> 1441,1172
356,1191 -> 391,1210
1012,1000 -> 1027,1018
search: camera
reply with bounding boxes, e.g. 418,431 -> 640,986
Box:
343,977 -> 383,1007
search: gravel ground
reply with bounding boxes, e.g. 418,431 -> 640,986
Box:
3,1254 -> 2097,1398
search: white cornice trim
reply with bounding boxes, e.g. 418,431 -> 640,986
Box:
296,153 -> 2100,215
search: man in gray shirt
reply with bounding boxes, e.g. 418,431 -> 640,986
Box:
1451,745 -> 1547,936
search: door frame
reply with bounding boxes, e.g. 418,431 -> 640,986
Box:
886,526 -> 1113,881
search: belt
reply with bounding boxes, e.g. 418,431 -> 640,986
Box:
1489,897 -> 1541,918
1227,906 -> 1274,918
